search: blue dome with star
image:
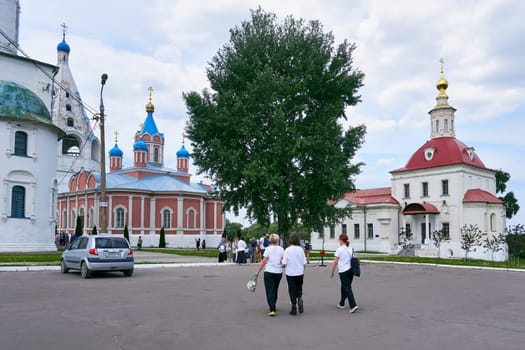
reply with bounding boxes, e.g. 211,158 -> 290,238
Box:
57,37 -> 70,53
133,138 -> 148,151
109,143 -> 123,157
176,145 -> 189,158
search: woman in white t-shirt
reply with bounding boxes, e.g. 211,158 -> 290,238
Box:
330,233 -> 359,314
282,234 -> 307,315
255,233 -> 284,317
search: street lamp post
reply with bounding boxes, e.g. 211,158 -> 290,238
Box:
99,73 -> 108,235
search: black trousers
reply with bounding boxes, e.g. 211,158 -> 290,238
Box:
286,275 -> 303,305
264,272 -> 282,312
339,269 -> 357,308
218,252 -> 227,262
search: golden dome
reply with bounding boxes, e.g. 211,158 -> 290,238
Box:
436,58 -> 448,98
145,86 -> 155,112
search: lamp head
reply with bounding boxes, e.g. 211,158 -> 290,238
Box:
101,73 -> 108,85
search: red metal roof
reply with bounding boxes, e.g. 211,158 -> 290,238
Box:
391,137 -> 487,173
344,187 -> 399,205
402,202 -> 440,215
463,189 -> 503,204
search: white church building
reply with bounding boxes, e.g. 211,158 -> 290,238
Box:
312,69 -> 507,260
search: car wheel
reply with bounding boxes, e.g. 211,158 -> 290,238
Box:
60,259 -> 69,273
80,262 -> 91,279
123,269 -> 133,277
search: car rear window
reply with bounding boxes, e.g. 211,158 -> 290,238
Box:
95,238 -> 129,249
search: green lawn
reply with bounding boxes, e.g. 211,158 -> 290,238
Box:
0,252 -> 62,264
362,256 -> 525,269
140,248 -> 218,258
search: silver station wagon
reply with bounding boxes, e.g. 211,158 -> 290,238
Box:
61,236 -> 134,278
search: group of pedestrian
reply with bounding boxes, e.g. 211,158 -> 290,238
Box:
54,232 -> 70,247
255,233 -> 358,317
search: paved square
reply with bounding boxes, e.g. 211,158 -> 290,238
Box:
1,263 -> 524,350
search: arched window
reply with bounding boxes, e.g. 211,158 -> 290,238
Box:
490,213 -> 496,232
444,119 -> 449,132
62,135 -> 81,156
154,148 -> 159,162
67,117 -> 74,127
89,207 -> 95,227
11,186 -> 25,218
66,104 -> 72,111
435,120 -> 440,133
14,131 -> 28,156
186,208 -> 197,228
115,208 -> 125,228
162,209 -> 171,228
63,209 -> 67,228
91,139 -> 100,161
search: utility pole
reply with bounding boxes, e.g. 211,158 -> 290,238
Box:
99,73 -> 108,234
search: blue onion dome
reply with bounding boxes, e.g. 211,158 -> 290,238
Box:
57,37 -> 70,53
133,138 -> 148,151
109,143 -> 123,157
176,144 -> 189,158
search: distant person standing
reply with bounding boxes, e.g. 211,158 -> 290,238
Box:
137,236 -> 143,250
196,238 -> 201,251
249,237 -> 258,263
202,239 -> 206,249
255,234 -> 284,317
283,234 -> 307,315
235,237 -> 247,265
304,240 -> 312,264
217,237 -> 227,263
330,233 -> 359,314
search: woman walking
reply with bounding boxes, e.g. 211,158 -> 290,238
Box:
283,234 -> 307,315
330,233 -> 359,314
255,234 -> 284,317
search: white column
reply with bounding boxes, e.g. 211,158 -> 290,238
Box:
177,197 -> 183,235
140,196 -> 145,235
200,198 -> 205,236
425,214 -> 429,244
150,197 -> 156,234
213,201 -> 217,234
108,195 -> 113,234
128,195 -> 133,231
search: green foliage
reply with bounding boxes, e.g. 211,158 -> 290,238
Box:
506,224 -> 525,258
91,225 -> 97,235
123,225 -> 130,242
495,169 -> 520,219
183,8 -> 366,240
224,220 -> 244,241
159,227 -> 166,248
75,216 -> 83,237
460,224 -> 485,261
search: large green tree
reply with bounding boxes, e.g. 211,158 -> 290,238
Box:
495,169 -> 520,219
183,8 -> 366,240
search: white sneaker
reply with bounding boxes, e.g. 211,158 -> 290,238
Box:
350,306 -> 359,313
336,303 -> 345,309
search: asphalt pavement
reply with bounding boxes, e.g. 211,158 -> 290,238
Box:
1,262 -> 524,350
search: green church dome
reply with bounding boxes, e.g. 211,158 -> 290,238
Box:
0,80 -> 64,137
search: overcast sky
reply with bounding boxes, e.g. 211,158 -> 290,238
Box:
15,0 -> 525,227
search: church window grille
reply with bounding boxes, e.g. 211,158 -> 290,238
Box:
329,225 -> 335,239
162,209 -> 171,229
115,208 -> 125,228
10,186 -> 25,218
154,148 -> 159,162
422,182 -> 428,197
342,223 -> 347,235
354,224 -> 360,239
367,223 -> 374,239
442,223 -> 450,239
67,117 -> 74,127
441,179 -> 449,196
62,209 -> 67,228
14,131 -> 28,156
404,183 -> 410,198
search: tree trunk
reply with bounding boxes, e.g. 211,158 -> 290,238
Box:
277,211 -> 290,248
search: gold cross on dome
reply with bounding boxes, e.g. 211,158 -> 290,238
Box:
182,131 -> 185,144
138,123 -> 144,136
148,86 -> 153,102
61,22 -> 68,36
113,130 -> 119,143
439,58 -> 445,74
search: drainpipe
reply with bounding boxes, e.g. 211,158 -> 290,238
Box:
363,205 -> 367,252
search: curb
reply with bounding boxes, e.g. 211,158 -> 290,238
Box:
0,262 -> 235,272
361,259 -> 525,273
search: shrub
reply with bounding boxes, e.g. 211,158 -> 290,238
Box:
92,225 -> 98,235
123,225 -> 130,242
159,227 -> 166,248
75,216 -> 83,237
506,224 -> 525,258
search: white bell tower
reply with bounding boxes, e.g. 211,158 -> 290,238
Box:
0,0 -> 20,55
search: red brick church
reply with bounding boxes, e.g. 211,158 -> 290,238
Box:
57,91 -> 224,247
